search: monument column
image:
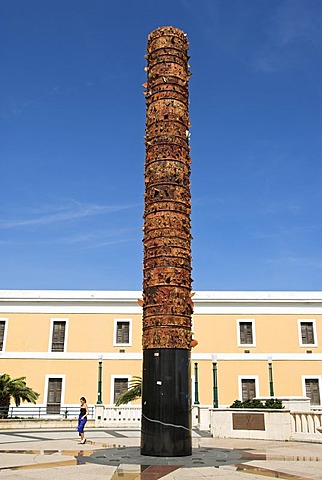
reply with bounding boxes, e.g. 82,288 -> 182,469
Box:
141,26 -> 193,457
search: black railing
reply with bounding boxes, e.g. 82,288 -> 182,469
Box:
0,405 -> 95,419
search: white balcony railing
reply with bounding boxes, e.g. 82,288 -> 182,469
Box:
95,405 -> 142,428
291,411 -> 322,435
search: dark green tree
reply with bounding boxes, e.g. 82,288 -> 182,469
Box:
0,373 -> 39,418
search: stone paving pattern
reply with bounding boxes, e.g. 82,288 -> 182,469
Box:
0,428 -> 322,479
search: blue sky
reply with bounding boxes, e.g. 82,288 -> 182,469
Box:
1,0 -> 322,291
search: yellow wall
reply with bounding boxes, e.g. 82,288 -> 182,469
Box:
193,314 -> 322,354
5,313 -> 143,353
5,315 -> 52,352
1,297 -> 322,408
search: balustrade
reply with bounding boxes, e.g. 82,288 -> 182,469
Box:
291,411 -> 322,434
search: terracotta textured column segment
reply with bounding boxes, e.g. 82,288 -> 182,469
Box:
142,26 -> 193,350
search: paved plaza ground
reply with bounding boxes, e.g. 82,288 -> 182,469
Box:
0,428 -> 322,479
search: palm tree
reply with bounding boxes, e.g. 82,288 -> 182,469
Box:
0,373 -> 39,418
115,376 -> 142,406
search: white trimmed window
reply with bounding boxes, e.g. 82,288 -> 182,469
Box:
114,319 -> 132,346
302,376 -> 321,406
238,376 -> 259,401
44,375 -> 65,414
49,318 -> 68,352
237,319 -> 256,347
298,319 -> 317,347
0,318 -> 8,352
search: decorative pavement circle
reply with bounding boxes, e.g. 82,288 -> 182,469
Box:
77,445 -> 249,468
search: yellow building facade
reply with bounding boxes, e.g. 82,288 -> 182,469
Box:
0,290 -> 321,413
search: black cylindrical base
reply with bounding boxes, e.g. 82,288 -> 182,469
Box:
140,348 -> 192,456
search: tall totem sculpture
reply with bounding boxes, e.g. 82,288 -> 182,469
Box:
141,26 -> 193,457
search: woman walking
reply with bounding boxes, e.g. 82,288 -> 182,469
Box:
77,396 -> 89,444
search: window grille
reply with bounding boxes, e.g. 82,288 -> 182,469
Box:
305,379 -> 321,405
116,322 -> 130,344
301,322 -> 315,344
239,322 -> 253,345
241,379 -> 256,401
114,378 -> 128,404
0,321 -> 5,351
47,378 -> 62,414
51,321 -> 66,352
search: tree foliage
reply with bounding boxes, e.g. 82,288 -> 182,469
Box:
115,376 -> 142,406
230,398 -> 284,409
0,373 -> 39,418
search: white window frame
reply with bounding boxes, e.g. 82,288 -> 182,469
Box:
110,374 -> 131,404
302,375 -> 322,407
0,318 -> 8,352
113,318 -> 132,347
48,318 -> 69,353
298,319 -> 318,347
238,375 -> 260,401
237,319 -> 256,347
44,374 -> 66,409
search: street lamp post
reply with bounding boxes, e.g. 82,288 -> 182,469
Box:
97,354 -> 103,404
194,362 -> 200,405
268,355 -> 274,397
211,354 -> 218,408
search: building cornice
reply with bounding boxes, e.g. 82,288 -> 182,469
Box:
0,290 -> 321,314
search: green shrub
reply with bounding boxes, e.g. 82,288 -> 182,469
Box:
230,398 -> 284,409
264,398 -> 284,409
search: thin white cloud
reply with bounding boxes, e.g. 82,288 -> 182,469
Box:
0,228 -> 138,253
45,228 -> 136,246
263,201 -> 302,216
274,0 -> 322,47
253,0 -> 322,72
38,231 -> 129,245
254,223 -> 322,240
264,254 -> 322,270
76,237 -> 136,250
0,201 -> 140,229
1,85 -> 62,118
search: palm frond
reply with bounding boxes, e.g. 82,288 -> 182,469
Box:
0,373 -> 39,413
115,376 -> 142,406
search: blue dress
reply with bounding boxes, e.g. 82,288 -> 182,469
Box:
77,407 -> 87,434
